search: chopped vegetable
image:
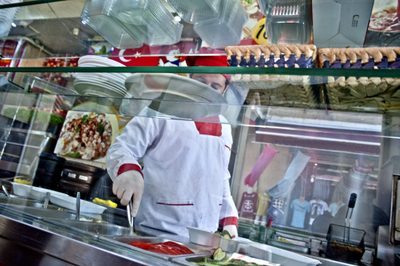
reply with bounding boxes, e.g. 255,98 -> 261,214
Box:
212,248 -> 226,261
49,114 -> 65,126
97,123 -> 104,135
222,230 -> 232,239
81,114 -> 89,123
214,230 -> 232,239
65,152 -> 81,158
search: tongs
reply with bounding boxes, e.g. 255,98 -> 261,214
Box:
343,193 -> 357,244
126,199 -> 136,235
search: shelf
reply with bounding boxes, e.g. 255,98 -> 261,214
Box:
0,0 -> 396,60
2,126 -> 57,138
0,0 -> 66,9
1,66 -> 400,78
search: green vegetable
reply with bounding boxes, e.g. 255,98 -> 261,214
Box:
212,248 -> 226,262
65,152 -> 80,158
82,114 -> 89,123
34,111 -> 65,126
3,107 -> 17,118
35,111 -> 51,124
49,114 -> 65,126
97,123 -> 104,135
222,230 -> 232,239
75,127 -> 79,133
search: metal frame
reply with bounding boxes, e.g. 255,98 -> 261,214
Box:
0,213 -> 173,265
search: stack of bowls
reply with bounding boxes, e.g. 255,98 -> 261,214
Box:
193,0 -> 248,48
81,0 -> 183,48
167,0 -> 221,24
81,0 -> 143,49
0,0 -> 21,37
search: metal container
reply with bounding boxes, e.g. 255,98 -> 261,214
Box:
43,219 -> 137,236
172,243 -> 321,266
187,226 -> 240,253
325,224 -> 366,264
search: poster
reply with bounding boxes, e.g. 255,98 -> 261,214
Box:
365,0 -> 400,46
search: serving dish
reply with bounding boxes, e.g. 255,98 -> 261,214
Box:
103,236 -> 212,261
49,193 -> 106,214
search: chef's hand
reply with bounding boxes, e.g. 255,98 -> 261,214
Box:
112,170 -> 144,216
223,225 -> 238,239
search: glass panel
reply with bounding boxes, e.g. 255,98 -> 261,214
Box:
0,70 -> 399,264
0,0 -> 395,61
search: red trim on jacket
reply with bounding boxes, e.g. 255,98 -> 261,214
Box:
225,145 -> 231,151
220,216 -> 238,228
117,163 -> 143,177
156,202 -> 194,206
194,116 -> 222,136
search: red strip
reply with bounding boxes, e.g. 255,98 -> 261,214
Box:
225,145 -> 231,151
156,202 -> 194,206
220,216 -> 238,227
117,163 -> 143,177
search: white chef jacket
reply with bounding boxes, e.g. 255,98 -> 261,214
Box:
106,108 -> 238,238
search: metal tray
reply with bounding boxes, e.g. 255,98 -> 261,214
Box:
187,226 -> 240,253
103,236 -> 213,261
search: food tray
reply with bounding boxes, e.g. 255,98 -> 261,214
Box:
241,243 -> 320,266
316,47 -> 400,113
12,182 -> 66,201
103,236 -> 212,261
172,243 -> 321,266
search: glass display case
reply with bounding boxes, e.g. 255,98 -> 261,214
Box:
0,0 -> 400,265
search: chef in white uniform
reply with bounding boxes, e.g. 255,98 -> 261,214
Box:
106,56 -> 238,239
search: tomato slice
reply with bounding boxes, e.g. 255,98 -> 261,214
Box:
147,244 -> 177,255
128,241 -> 153,250
127,241 -> 194,256
162,241 -> 194,254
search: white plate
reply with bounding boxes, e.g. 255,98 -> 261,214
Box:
11,182 -> 67,201
73,81 -> 127,98
75,72 -> 127,85
78,55 -> 126,67
50,194 -> 106,214
12,182 -> 32,198
74,78 -> 127,93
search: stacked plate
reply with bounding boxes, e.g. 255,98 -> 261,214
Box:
74,56 -> 130,101
0,0 -> 21,37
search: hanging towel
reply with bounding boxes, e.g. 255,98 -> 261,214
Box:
244,144 -> 279,187
267,150 -> 311,199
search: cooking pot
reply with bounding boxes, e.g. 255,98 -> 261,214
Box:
34,153 -> 65,189
60,161 -> 104,185
59,161 -> 105,198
